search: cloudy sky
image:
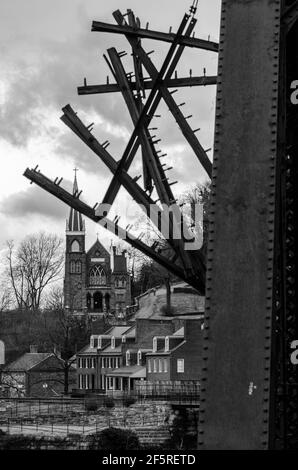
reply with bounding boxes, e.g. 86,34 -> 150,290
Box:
0,0 -> 221,254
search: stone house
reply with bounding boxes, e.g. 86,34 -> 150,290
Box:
1,347 -> 76,397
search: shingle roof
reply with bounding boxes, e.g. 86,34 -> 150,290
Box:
100,345 -> 122,354
4,353 -> 53,372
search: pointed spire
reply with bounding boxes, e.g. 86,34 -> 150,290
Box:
73,167 -> 79,195
66,169 -> 85,232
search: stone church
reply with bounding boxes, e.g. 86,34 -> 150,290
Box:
63,173 -> 131,315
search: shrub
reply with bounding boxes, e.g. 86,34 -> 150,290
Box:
88,427 -> 140,450
123,396 -> 136,407
85,397 -> 98,412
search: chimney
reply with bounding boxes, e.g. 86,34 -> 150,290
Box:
30,345 -> 38,353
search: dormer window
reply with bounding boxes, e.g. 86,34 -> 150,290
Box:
126,350 -> 130,366
137,350 -> 142,366
111,336 -> 115,349
153,337 -> 157,352
122,335 -> 126,343
98,336 -> 102,349
165,336 -> 169,352
91,336 -> 98,349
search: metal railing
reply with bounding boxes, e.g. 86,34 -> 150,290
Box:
135,381 -> 200,404
0,411 -> 169,437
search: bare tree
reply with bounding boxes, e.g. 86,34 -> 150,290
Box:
44,285 -> 64,313
43,288 -> 90,394
0,281 -> 11,312
5,232 -> 64,311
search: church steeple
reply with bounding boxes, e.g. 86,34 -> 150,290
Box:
66,169 -> 85,232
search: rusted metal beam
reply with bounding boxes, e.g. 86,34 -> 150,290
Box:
198,0 -> 282,450
60,104 -> 197,270
78,77 -> 217,96
99,12 -> 191,210
106,47 -> 175,205
23,167 -> 205,292
113,11 -> 212,179
106,47 -> 195,273
91,17 -> 219,53
60,104 -> 156,212
282,0 -> 298,32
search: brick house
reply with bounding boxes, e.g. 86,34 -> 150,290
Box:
75,318 -> 178,394
141,317 -> 203,396
64,172 -> 131,315
1,347 -> 76,397
76,325 -> 132,393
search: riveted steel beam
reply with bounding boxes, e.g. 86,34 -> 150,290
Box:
91,18 -> 219,52
23,168 -> 205,292
282,0 -> 298,33
77,76 -> 217,96
198,0 -> 282,450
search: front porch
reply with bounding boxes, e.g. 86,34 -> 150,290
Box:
105,365 -> 146,394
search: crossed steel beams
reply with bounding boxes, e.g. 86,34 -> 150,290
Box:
23,167 -> 204,292
24,7 -> 215,293
60,103 -> 202,279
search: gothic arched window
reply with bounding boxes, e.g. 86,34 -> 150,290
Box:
75,260 -> 81,273
71,240 -> 80,252
70,260 -> 81,274
70,261 -> 76,273
89,265 -> 106,286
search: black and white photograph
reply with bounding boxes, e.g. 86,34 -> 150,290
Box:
0,0 -> 297,461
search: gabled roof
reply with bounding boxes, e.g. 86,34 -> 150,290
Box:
86,239 -> 110,258
3,353 -> 53,372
